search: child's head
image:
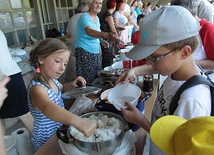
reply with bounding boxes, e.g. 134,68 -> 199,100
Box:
29,38 -> 70,87
29,38 -> 70,70
127,5 -> 199,60
137,14 -> 145,25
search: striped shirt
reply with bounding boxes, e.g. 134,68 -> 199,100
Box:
28,79 -> 64,151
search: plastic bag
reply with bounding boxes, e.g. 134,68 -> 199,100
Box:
68,97 -> 98,116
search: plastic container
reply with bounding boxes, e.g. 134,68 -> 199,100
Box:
95,88 -> 150,132
119,49 -> 130,61
4,135 -> 18,155
107,83 -> 141,111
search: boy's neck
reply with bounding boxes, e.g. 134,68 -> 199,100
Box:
171,58 -> 201,81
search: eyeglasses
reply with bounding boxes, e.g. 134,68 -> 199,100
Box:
146,47 -> 180,64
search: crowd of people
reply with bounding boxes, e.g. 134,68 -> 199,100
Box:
1,0 -> 214,154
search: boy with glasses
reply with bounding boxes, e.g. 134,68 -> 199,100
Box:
115,6 -> 211,155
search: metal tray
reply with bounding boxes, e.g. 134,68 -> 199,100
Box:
62,86 -> 102,99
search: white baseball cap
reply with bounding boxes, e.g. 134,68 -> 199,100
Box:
127,5 -> 200,60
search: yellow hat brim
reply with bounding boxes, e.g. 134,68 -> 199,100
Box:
150,115 -> 187,155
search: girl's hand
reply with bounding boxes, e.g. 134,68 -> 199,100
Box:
72,76 -> 86,88
77,118 -> 97,137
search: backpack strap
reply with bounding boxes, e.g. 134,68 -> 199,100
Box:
169,75 -> 214,116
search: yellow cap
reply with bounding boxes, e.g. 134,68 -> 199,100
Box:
150,115 -> 214,155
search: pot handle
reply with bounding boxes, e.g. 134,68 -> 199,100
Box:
56,127 -> 70,143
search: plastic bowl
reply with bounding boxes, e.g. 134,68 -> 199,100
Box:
107,83 -> 141,111
119,49 -> 131,60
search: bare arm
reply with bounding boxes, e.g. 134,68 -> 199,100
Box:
106,16 -> 118,35
196,59 -> 214,70
115,65 -> 156,85
85,26 -> 120,42
30,85 -> 96,137
85,26 -> 109,39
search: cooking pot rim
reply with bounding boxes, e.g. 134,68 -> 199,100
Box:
69,111 -> 129,143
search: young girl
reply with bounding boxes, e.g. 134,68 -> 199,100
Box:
28,38 -> 97,151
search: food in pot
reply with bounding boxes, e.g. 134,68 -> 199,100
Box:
70,113 -> 122,142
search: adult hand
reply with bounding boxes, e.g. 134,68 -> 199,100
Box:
0,76 -> 10,108
108,32 -> 121,42
115,69 -> 136,85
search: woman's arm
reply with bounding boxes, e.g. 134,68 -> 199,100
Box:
85,26 -> 120,42
106,16 -> 118,35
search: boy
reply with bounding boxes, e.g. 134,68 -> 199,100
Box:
116,6 -> 211,155
131,14 -> 145,45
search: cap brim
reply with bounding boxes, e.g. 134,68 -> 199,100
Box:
126,44 -> 160,60
150,115 -> 187,155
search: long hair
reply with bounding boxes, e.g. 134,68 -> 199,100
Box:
29,38 -> 69,87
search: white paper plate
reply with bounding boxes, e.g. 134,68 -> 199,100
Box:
125,46 -> 134,49
13,56 -> 22,63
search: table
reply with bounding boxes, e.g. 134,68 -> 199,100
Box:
34,133 -> 64,155
34,78 -> 159,155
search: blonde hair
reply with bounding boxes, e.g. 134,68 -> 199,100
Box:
162,36 -> 199,53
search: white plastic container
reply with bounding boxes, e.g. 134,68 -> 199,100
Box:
4,135 -> 18,155
119,49 -> 130,61
108,83 -> 141,111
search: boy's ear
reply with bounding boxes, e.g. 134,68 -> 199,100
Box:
180,45 -> 192,59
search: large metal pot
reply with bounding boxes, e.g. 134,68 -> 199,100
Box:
57,111 -> 129,155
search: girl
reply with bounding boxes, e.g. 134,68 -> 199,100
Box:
28,38 -> 97,151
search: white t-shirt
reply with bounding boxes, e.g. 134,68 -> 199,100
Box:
66,13 -> 83,50
0,30 -> 21,76
114,11 -> 128,25
149,75 -> 211,155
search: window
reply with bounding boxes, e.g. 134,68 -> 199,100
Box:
0,0 -> 42,47
0,0 -> 79,47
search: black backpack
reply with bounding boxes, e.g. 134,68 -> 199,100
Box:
169,75 -> 214,116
